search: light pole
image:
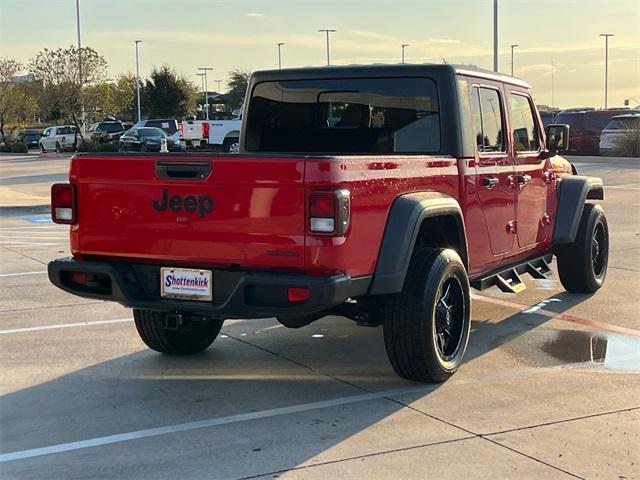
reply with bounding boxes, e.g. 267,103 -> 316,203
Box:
401,44 -> 410,64
134,40 -> 142,123
551,60 -> 555,108
75,0 -> 84,132
196,73 -> 205,119
599,33 -> 614,108
214,79 -> 222,92
277,42 -> 285,69
318,29 -> 336,66
493,0 -> 498,72
198,67 -> 213,120
510,44 -> 519,76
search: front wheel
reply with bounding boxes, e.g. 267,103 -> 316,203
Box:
133,309 -> 224,355
383,248 -> 471,383
556,203 -> 609,293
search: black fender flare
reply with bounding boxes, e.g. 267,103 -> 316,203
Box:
369,192 -> 468,295
553,175 -> 604,245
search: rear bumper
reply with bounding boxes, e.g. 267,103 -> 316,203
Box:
48,258 -> 370,321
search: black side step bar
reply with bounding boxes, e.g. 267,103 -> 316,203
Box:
470,254 -> 553,293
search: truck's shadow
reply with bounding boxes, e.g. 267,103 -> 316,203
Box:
1,289 -> 596,479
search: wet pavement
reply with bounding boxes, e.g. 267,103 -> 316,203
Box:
0,155 -> 638,479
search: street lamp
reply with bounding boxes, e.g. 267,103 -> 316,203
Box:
134,40 -> 142,123
196,73 -> 206,119
510,44 -> 519,76
277,42 -> 285,69
599,33 -> 614,108
318,29 -> 336,66
401,44 -> 410,64
214,79 -> 222,93
493,0 -> 498,72
198,67 -> 213,120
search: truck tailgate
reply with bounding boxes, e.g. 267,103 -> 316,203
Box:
71,154 -> 306,270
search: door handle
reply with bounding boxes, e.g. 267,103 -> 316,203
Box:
517,174 -> 532,185
482,177 -> 499,188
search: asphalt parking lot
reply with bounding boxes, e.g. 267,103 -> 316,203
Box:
0,151 -> 638,479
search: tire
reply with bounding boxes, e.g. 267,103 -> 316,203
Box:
133,309 -> 224,355
556,203 -> 609,293
55,142 -> 61,153
383,248 -> 471,383
223,137 -> 239,153
40,144 -> 46,154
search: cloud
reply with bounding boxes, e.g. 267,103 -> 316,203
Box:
245,13 -> 266,18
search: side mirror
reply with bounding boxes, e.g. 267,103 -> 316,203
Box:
545,124 -> 569,154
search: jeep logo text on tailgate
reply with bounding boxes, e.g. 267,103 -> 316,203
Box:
153,188 -> 214,217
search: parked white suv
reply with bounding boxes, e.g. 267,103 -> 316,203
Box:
39,125 -> 78,153
599,113 -> 640,156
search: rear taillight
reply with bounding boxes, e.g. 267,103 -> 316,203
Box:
308,189 -> 350,236
51,183 -> 77,224
178,123 -> 184,138
202,122 -> 210,139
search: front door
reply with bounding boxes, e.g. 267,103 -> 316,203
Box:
508,92 -> 549,248
471,85 -> 516,256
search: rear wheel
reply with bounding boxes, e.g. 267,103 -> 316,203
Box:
133,309 -> 224,355
223,137 -> 239,153
55,142 -> 61,153
383,248 -> 471,383
557,203 -> 609,293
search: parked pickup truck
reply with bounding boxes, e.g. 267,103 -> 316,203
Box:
179,119 -> 241,152
48,64 -> 608,383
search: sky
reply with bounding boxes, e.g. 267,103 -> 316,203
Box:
1,0 -> 638,109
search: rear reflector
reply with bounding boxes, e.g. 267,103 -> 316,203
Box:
70,271 -> 87,285
287,287 -> 310,303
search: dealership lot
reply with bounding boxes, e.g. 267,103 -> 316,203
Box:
0,152 -> 638,479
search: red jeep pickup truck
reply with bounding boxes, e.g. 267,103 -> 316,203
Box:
49,64 -> 608,382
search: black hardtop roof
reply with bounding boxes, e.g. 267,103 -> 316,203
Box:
250,63 -> 531,89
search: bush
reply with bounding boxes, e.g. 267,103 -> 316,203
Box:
0,142 -> 28,153
76,140 -> 118,153
611,129 -> 640,158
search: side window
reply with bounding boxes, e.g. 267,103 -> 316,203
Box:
509,93 -> 540,153
470,86 -> 505,153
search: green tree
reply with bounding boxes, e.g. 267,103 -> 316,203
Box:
143,66 -> 197,119
0,58 -> 38,141
28,46 -> 107,133
112,73 -> 137,121
225,69 -> 250,111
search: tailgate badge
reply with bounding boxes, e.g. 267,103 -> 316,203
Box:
153,188 -> 214,218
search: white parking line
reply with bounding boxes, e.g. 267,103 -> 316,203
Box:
0,318 -> 133,334
0,271 -> 47,278
0,385 -> 430,463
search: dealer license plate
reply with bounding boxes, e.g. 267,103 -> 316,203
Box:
160,268 -> 212,301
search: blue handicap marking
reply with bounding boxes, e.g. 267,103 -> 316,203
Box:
21,214 -> 53,224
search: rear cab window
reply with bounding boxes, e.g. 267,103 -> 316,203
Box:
469,86 -> 506,154
245,77 -> 440,154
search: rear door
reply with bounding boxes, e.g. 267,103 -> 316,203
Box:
508,91 -> 549,249
72,154 -> 307,270
471,85 -> 516,256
